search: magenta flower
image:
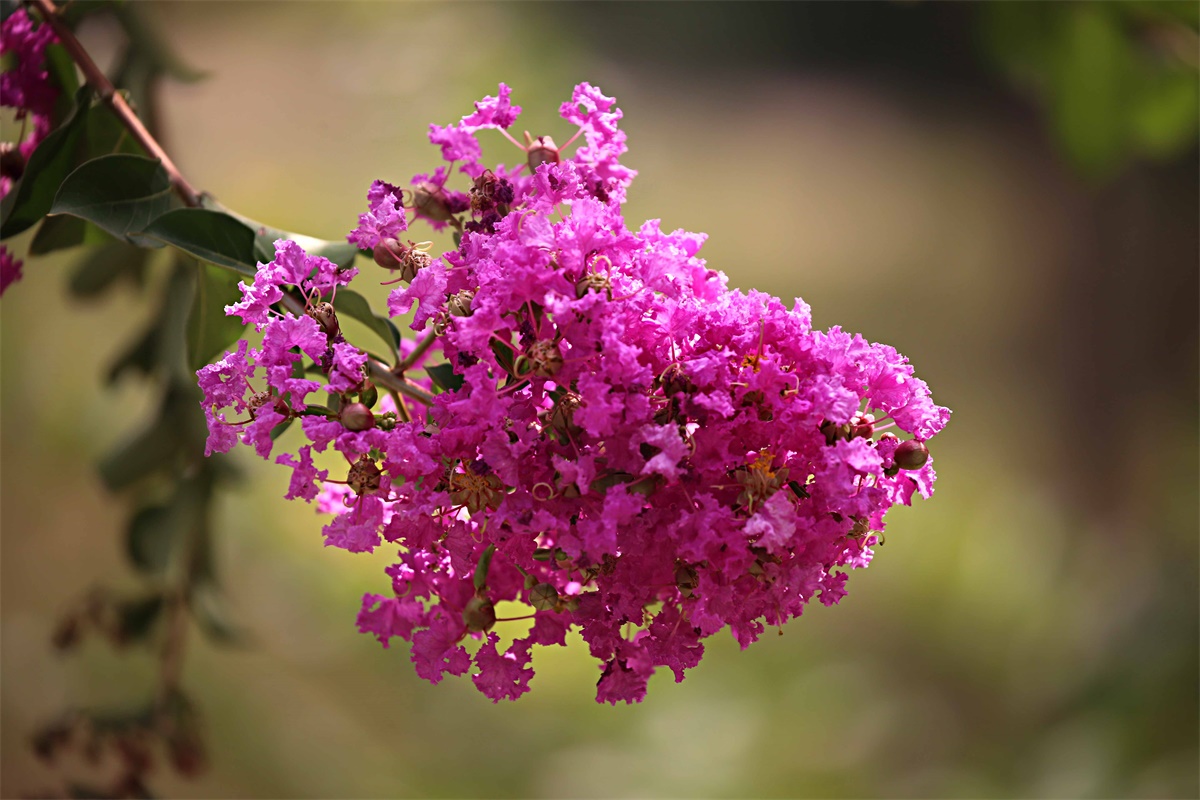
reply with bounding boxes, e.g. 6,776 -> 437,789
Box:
0,9 -> 58,200
199,82 -> 950,705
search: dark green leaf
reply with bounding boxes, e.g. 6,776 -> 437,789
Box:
334,288 -> 400,353
44,44 -> 80,126
0,86 -> 93,239
116,594 -> 166,643
49,154 -> 174,241
426,362 -> 465,393
269,416 -> 295,441
490,338 -> 516,375
84,102 -> 148,159
187,262 -> 246,370
473,544 -> 496,591
28,214 -> 113,255
107,323 -> 161,385
68,242 -> 148,298
190,581 -> 245,646
126,506 -> 176,575
143,208 -> 257,275
98,412 -> 183,491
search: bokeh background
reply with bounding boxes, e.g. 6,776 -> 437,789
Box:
3,2 -> 1197,797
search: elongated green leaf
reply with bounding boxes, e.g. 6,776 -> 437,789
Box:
426,363 -> 465,393
98,413 -> 183,491
187,263 -> 246,371
0,86 -> 92,238
334,289 -> 399,353
143,208 -> 257,275
29,214 -> 113,255
68,242 -> 149,298
49,154 -> 174,241
44,44 -> 80,126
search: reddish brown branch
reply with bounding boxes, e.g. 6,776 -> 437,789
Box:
28,0 -> 202,207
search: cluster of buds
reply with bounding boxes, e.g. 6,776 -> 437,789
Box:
201,83 -> 949,704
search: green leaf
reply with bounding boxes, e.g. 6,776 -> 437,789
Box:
126,480 -> 205,575
29,214 -> 114,255
334,289 -> 400,353
107,322 -> 161,385
190,581 -> 245,645
44,44 -> 80,126
142,208 -> 257,275
49,154 -> 175,241
84,102 -> 148,159
116,594 -> 166,644
270,416 -> 295,441
0,86 -> 93,239
1129,68 -> 1200,158
426,363 -> 465,393
98,412 -> 183,491
187,262 -> 246,371
68,242 -> 148,298
1051,5 -> 1131,176
473,544 -> 496,591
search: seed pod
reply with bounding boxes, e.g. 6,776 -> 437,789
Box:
674,564 -> 700,596
400,248 -> 432,283
575,272 -> 612,299
894,440 -> 930,470
307,301 -> 340,339
529,582 -> 559,611
462,596 -> 496,633
447,290 -> 475,317
340,402 -> 375,431
347,455 -> 383,496
412,181 -> 454,223
527,134 -> 560,170
548,392 -> 583,438
526,339 -> 563,378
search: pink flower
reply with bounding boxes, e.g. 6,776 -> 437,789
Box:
0,246 -> 24,297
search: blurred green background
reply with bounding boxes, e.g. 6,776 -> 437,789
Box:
2,2 -> 1197,797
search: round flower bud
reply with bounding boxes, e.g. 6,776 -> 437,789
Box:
850,414 -> 874,440
462,596 -> 496,633
340,402 -> 375,431
894,439 -> 930,470
373,238 -> 405,269
529,582 -> 559,611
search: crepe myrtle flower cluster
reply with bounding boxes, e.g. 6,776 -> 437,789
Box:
198,83 -> 949,704
0,8 -> 58,296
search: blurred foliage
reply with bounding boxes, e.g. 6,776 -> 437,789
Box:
980,1 -> 1199,177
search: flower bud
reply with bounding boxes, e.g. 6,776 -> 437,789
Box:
377,411 -> 398,431
850,414 -> 874,440
894,440 -> 929,470
529,582 -> 559,611
359,381 -> 378,408
340,402 -> 375,431
373,238 -> 405,269
462,596 -> 496,632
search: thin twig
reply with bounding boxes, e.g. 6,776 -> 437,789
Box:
28,0 -> 202,207
395,330 -> 438,374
